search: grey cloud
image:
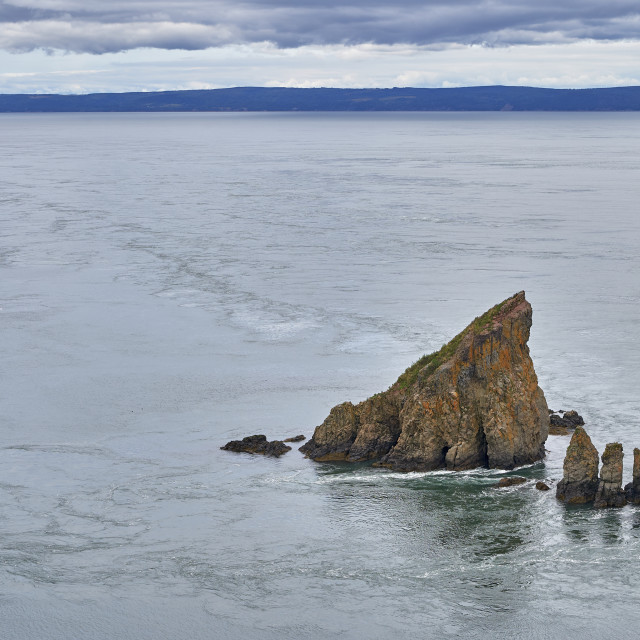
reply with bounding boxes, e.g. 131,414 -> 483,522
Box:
0,0 -> 638,53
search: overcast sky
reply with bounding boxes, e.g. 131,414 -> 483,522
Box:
1,0 -> 639,93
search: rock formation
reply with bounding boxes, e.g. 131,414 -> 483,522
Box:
624,448 -> 640,504
556,426 -> 599,503
300,291 -> 549,471
535,481 -> 550,491
594,443 -> 626,508
548,410 -> 585,436
493,476 -> 527,488
221,435 -> 291,457
283,435 -> 306,443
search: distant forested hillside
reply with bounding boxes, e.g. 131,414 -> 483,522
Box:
1,86 -> 640,112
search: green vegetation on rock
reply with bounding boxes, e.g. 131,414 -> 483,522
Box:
301,291 -> 549,472
395,298 -> 506,391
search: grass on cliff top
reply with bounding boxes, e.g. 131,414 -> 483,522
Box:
394,298 -> 507,391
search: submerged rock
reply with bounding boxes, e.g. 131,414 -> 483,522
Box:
493,476 -> 527,488
548,423 -> 571,436
283,435 -> 306,443
556,426 -> 599,504
221,435 -> 292,457
594,443 -> 626,508
301,292 -> 549,471
624,448 -> 640,504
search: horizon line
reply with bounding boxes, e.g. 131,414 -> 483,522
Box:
2,84 -> 640,97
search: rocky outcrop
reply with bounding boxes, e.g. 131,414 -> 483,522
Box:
624,448 -> 640,504
555,426 -> 599,503
302,393 -> 402,462
493,476 -> 527,488
548,410 -> 585,436
557,410 -> 584,427
300,292 -> 549,471
221,435 -> 291,457
283,435 -> 306,443
594,443 -> 626,508
535,481 -> 550,491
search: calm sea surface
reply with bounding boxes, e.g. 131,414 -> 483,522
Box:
1,112 -> 640,639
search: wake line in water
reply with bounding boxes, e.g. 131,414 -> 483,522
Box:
4,443 -> 114,457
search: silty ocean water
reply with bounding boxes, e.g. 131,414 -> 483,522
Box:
1,112 -> 639,639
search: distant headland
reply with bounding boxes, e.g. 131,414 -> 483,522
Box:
1,85 -> 640,112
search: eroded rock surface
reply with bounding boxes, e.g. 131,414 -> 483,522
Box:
594,443 -> 626,508
556,426 -> 599,503
300,292 -> 549,471
624,448 -> 640,504
221,435 -> 292,457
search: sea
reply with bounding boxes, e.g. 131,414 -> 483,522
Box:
1,112 -> 640,639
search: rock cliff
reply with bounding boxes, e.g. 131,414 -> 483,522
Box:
555,426 -> 599,503
300,292 -> 549,471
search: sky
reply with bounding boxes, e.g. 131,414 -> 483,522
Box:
0,0 -> 639,94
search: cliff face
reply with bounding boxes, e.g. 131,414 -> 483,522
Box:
301,292 -> 549,471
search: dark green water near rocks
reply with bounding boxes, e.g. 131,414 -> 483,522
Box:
1,112 -> 639,638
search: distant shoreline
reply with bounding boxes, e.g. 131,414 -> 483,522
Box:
1,85 -> 640,112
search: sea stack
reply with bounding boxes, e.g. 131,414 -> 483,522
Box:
624,448 -> 640,504
556,426 -> 599,504
594,443 -> 626,508
301,291 -> 549,471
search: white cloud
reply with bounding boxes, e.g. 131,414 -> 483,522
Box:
1,40 -> 639,94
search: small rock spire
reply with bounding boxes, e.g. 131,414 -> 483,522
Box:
594,443 -> 626,508
556,426 -> 599,504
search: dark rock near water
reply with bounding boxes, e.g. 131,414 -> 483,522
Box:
300,292 -> 549,471
221,435 -> 292,457
536,481 -> 551,491
594,443 -> 626,508
493,476 -> 527,488
548,410 -> 585,435
562,411 -> 585,427
556,426 -> 599,504
283,435 -> 306,443
624,448 -> 640,504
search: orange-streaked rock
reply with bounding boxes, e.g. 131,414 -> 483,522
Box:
300,292 -> 549,471
555,426 -> 599,504
594,443 -> 626,508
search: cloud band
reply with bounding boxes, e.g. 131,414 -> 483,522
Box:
1,0 -> 639,54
